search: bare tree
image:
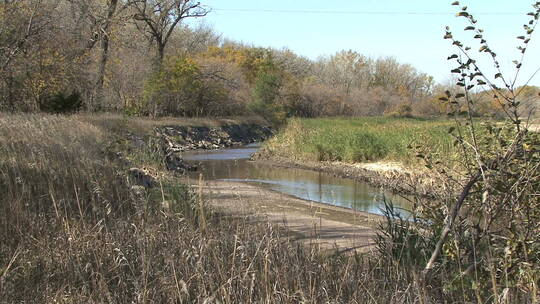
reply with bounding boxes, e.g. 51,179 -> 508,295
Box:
95,0 -> 125,109
0,0 -> 55,110
170,23 -> 221,55
66,0 -> 132,110
0,0 -> 45,73
129,0 -> 208,68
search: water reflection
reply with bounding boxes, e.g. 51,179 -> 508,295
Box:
183,145 -> 410,216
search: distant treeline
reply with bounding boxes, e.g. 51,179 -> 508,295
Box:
1,0 -> 538,122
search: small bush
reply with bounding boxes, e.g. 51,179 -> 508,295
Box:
39,92 -> 83,114
384,103 -> 413,118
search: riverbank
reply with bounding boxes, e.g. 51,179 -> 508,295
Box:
252,156 -> 448,199
94,114 -> 383,251
5,113 -> 523,303
255,117 -> 540,200
254,117 -> 456,198
188,179 -> 381,253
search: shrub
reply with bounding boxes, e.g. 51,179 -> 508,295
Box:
377,3 -> 540,302
38,91 -> 83,114
249,71 -> 287,125
384,102 -> 413,118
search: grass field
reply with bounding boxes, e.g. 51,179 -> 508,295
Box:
262,117 -> 457,165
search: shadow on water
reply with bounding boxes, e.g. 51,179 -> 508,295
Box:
183,144 -> 411,216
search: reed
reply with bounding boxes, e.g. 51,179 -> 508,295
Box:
262,117 -> 456,165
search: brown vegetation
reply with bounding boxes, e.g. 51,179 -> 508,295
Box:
5,1 -> 532,121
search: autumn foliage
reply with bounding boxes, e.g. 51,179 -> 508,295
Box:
1,1 -> 538,122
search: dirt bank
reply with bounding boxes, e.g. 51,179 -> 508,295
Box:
252,154 -> 449,199
115,122 -> 273,174
185,178 -> 381,253
156,124 -> 273,152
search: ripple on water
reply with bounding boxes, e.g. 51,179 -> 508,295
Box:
183,144 -> 411,217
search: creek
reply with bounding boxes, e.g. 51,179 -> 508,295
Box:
183,144 -> 410,216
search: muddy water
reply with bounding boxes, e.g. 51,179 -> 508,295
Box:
183,144 -> 410,216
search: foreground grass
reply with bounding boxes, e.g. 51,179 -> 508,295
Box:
262,117 -> 456,165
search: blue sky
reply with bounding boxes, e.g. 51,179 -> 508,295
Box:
192,0 -> 540,86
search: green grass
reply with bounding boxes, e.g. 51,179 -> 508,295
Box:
263,117 -> 456,165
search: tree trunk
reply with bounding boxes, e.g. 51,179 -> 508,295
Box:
94,0 -> 118,111
155,41 -> 165,70
95,34 -> 110,111
150,41 -> 166,118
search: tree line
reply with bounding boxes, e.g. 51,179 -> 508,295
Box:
1,0 -> 538,122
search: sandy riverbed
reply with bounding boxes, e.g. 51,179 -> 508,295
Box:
186,179 -> 384,253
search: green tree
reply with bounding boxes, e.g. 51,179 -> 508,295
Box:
143,55 -> 239,117
250,71 -> 286,124
143,56 -> 202,116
